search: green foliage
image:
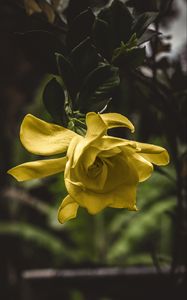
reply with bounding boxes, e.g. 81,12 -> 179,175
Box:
77,64 -> 120,112
131,12 -> 158,38
112,34 -> 146,68
0,222 -> 65,257
43,78 -> 66,125
98,0 -> 134,49
67,8 -> 95,50
38,0 -> 158,126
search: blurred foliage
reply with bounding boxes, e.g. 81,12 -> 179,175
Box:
0,0 -> 187,299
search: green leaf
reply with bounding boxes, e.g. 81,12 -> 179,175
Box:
112,34 -> 146,68
43,78 -> 66,125
107,197 -> 175,262
0,222 -> 65,256
93,17 -> 113,60
67,8 -> 95,50
98,0 -> 134,48
126,0 -> 158,12
131,12 -> 158,38
56,53 -> 77,101
137,29 -> 158,45
70,37 -> 102,80
77,64 -> 120,112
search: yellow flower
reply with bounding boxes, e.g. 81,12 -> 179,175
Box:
8,112 -> 169,223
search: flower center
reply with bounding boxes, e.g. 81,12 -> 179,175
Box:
87,157 -> 103,178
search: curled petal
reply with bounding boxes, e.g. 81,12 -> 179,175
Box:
65,178 -> 138,214
65,180 -> 112,214
58,195 -> 79,223
137,142 -> 170,166
85,112 -> 107,141
8,157 -> 67,181
20,114 -> 77,156
100,113 -> 135,132
130,153 -> 154,182
93,136 -> 138,152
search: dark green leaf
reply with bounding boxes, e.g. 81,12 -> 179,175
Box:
93,17 -> 113,60
126,0 -> 158,12
137,29 -> 158,45
115,47 -> 146,68
67,8 -> 95,50
43,78 -> 66,125
98,0 -> 134,48
77,64 -> 120,112
131,12 -> 158,38
70,37 -> 102,80
56,53 -> 77,100
112,34 -> 145,68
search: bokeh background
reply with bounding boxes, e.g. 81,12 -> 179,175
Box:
0,0 -> 186,299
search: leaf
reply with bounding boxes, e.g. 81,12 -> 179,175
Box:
137,29 -> 158,45
67,8 -> 95,50
64,0 -> 89,23
77,64 -> 120,112
0,222 -> 65,256
70,37 -> 102,80
126,0 -> 158,13
43,78 -> 66,125
124,47 -> 146,68
107,197 -> 175,262
131,12 -> 158,38
98,0 -> 134,48
56,53 -> 77,101
112,34 -> 146,68
92,17 -> 113,60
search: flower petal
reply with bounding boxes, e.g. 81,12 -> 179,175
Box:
65,180 -> 112,214
8,157 -> 67,181
58,195 -> 79,223
137,142 -> 170,166
65,179 -> 137,214
68,113 -> 107,169
20,114 -> 77,155
129,153 -> 153,182
100,113 -> 135,132
85,112 -> 107,141
109,183 -> 138,210
93,136 -> 138,152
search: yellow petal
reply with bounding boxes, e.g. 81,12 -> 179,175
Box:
65,180 -> 112,214
20,114 -> 77,155
102,154 -> 139,190
85,112 -> 107,141
58,195 -> 79,223
67,160 -> 108,192
93,136 -> 138,152
100,113 -> 135,132
68,112 -> 107,169
8,157 -> 67,181
137,142 -> 170,166
109,183 -> 137,211
65,179 -> 137,214
129,153 -> 154,182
